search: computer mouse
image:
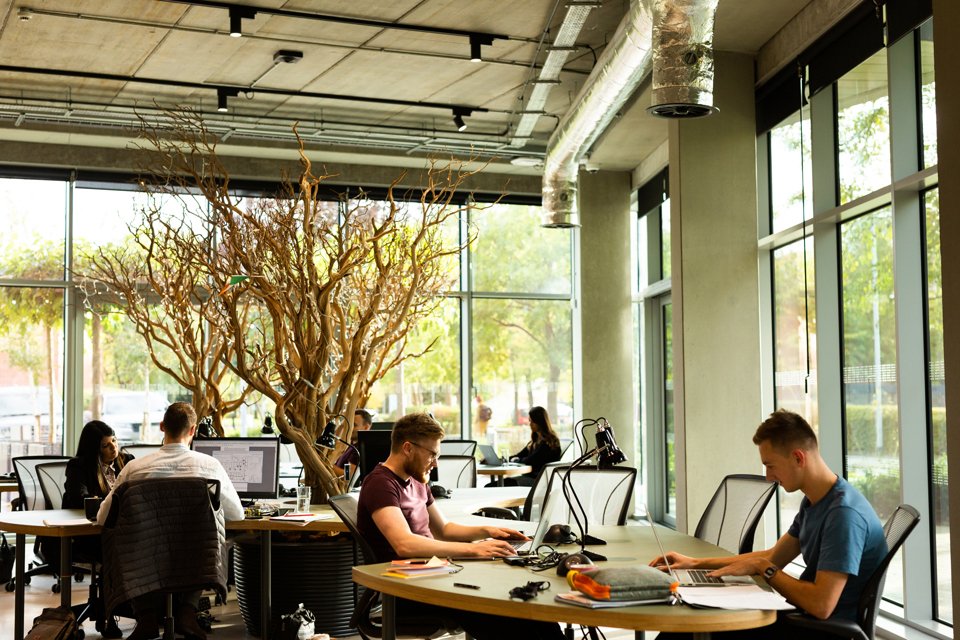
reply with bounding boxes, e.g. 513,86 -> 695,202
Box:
556,552 -> 595,577
430,484 -> 452,499
543,523 -> 576,544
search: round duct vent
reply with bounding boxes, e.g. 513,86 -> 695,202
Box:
647,103 -> 718,118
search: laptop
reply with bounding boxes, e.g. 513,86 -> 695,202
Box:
644,509 -> 754,586
478,444 -> 504,466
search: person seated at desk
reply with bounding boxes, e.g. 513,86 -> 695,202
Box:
63,420 -> 134,638
651,410 -> 887,640
357,412 -> 563,640
64,420 -> 133,509
333,409 -> 372,477
507,406 -> 561,486
97,403 -> 244,640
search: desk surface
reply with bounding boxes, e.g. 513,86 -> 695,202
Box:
476,464 -> 532,478
353,524 -> 778,634
0,486 -> 529,536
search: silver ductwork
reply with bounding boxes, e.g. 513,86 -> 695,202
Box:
648,0 -> 720,118
541,0 -> 719,228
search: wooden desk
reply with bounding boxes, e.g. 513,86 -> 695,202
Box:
476,464 -> 532,487
353,524 -> 777,640
0,480 -> 20,494
0,509 -> 99,640
0,488 -> 527,640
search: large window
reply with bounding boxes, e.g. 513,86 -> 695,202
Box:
837,49 -> 891,203
470,203 -> 574,451
759,14 -> 945,632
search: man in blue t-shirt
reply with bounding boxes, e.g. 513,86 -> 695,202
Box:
652,409 -> 887,637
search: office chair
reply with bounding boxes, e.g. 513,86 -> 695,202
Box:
474,461 -> 569,521
328,493 -> 460,640
8,455 -> 71,593
36,460 -> 118,634
102,477 -> 227,640
439,440 -> 477,457
539,465 -> 637,526
558,438 -> 574,461
784,504 -> 921,640
694,474 -> 778,554
435,455 -> 476,489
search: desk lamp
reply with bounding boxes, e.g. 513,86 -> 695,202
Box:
317,416 -> 360,487
561,417 -> 628,561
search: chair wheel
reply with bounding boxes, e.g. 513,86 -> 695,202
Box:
4,581 -> 13,592
52,583 -> 61,594
23,576 -> 31,586
74,573 -> 84,582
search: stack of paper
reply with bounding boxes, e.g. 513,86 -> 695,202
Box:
383,557 -> 459,579
677,585 -> 794,610
268,512 -> 333,525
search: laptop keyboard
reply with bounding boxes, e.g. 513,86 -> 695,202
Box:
685,569 -> 724,585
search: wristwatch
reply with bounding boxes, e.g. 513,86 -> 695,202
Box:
763,565 -> 779,580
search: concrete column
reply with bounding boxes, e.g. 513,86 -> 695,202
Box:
931,0 -> 960,622
578,171 -> 635,460
669,52 -> 763,531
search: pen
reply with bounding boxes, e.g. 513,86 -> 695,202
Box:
454,582 -> 480,590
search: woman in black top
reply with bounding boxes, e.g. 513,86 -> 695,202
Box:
510,406 -> 562,485
63,420 -> 133,509
63,420 -> 132,639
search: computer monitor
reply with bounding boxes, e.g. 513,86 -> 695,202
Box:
370,421 -> 394,431
191,437 -> 280,500
356,430 -> 393,479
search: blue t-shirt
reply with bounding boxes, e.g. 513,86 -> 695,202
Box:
787,475 -> 887,620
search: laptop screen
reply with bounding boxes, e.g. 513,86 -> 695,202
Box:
192,437 -> 280,500
478,444 -> 502,466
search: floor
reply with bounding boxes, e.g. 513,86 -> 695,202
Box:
0,572 -> 639,640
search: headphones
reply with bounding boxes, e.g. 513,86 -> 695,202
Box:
556,552 -> 595,577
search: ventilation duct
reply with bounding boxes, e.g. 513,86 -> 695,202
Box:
648,0 -> 720,118
541,0 -> 719,228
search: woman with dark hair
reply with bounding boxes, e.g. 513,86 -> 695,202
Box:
63,420 -> 133,509
509,406 -> 562,486
63,420 -> 132,638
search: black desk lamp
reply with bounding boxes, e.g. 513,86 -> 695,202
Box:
317,416 -> 360,486
561,417 -> 628,561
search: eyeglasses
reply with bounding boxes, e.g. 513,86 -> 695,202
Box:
407,441 -> 440,462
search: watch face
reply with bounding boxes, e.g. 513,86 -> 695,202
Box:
764,566 -> 777,579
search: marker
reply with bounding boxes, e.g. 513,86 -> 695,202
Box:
453,582 -> 480,590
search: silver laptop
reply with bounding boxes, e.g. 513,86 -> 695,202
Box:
478,444 -> 503,466
644,509 -> 754,586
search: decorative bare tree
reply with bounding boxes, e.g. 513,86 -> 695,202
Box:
81,109 -> 480,500
75,195 -> 254,436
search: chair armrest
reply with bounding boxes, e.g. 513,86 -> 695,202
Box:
471,507 -> 518,520
782,612 -> 868,640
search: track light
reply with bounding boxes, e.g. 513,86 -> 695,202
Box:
228,6 -> 257,37
217,87 -> 239,112
468,34 -> 494,62
452,107 -> 472,132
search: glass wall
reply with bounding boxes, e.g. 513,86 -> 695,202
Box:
0,177 -> 69,474
0,178 -> 573,460
760,14 -> 945,630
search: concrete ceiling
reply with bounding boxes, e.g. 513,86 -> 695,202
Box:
0,0 -> 812,181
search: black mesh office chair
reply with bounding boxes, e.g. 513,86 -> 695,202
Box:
784,504 -> 920,640
7,455 -> 71,593
435,455 -> 476,489
694,474 -> 778,554
328,493 -> 460,640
